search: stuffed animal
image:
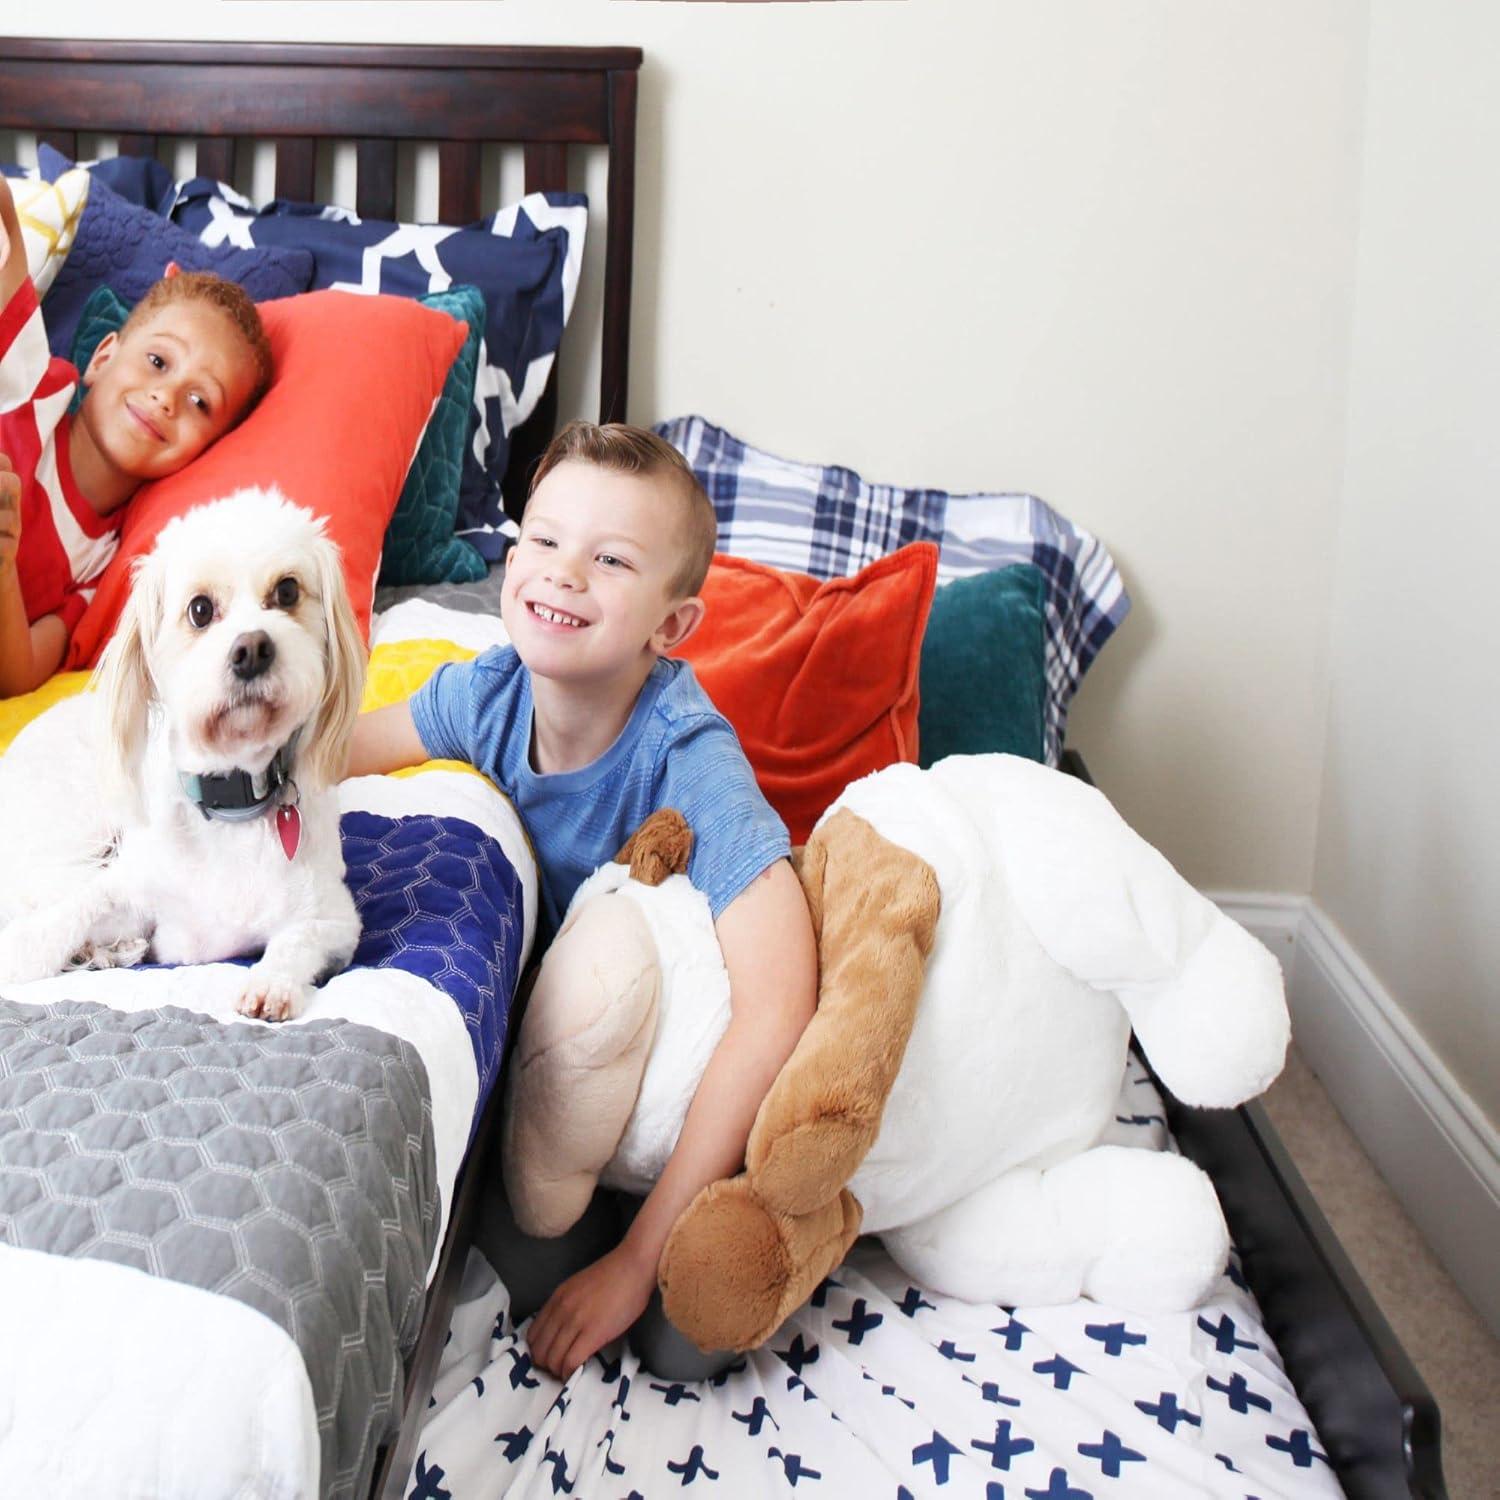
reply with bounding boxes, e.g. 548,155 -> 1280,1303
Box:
501,754 -> 1290,1354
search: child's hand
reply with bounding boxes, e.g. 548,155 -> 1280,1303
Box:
526,1242 -> 656,1381
0,455 -> 20,569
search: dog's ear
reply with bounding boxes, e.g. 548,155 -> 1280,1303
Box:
91,552 -> 162,819
300,535 -> 367,791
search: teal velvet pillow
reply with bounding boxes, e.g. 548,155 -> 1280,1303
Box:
69,282 -> 487,586
377,283 -> 487,586
918,564 -> 1048,768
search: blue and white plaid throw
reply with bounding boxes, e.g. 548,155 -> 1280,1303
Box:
655,415 -> 1130,763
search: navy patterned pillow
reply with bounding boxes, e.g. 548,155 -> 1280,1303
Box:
37,145 -> 175,213
36,146 -> 314,364
171,179 -> 587,561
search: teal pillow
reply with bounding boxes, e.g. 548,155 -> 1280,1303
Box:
378,283 -> 487,586
69,282 -> 487,586
918,564 -> 1047,768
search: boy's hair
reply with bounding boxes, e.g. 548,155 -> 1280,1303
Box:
122,272 -> 273,421
529,421 -> 718,597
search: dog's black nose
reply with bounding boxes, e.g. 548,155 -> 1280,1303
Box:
229,631 -> 276,682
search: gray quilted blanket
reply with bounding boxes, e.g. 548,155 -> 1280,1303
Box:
0,997 -> 438,1500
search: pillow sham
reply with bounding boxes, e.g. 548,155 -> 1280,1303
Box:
37,146 -> 314,365
655,413 -> 1131,764
6,166 -> 90,296
71,283 -> 487,589
65,289 -> 467,667
37,145 -> 175,214
672,544 -> 938,844
918,564 -> 1047,768
171,178 -> 587,559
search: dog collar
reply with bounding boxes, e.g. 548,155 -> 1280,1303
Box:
179,733 -> 299,824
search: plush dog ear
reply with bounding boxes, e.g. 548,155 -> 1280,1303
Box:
299,535 -> 366,791
91,551 -> 162,819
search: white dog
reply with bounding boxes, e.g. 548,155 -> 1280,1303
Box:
0,487 -> 366,1021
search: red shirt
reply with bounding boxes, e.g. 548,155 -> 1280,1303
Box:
0,278 -> 123,634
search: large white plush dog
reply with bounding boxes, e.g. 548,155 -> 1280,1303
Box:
505,755 -> 1292,1341
0,487 -> 365,1021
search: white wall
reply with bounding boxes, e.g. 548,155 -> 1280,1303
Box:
1315,1 -> 1500,1125
8,0 -> 1368,897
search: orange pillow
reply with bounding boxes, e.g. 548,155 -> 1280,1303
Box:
674,543 -> 938,843
65,289 -> 467,667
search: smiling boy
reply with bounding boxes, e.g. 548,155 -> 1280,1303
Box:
0,172 -> 270,696
349,421 -> 818,1380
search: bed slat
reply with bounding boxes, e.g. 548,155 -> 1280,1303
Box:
115,132 -> 156,161
356,138 -> 397,221
195,137 -> 236,186
275,137 -> 317,204
523,142 -> 568,197
437,141 -> 482,225
601,67 -> 638,422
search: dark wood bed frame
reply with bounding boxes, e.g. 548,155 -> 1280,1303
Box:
0,36 -> 1447,1500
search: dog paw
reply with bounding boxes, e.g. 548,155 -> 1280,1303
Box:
76,937 -> 150,971
235,972 -> 309,1023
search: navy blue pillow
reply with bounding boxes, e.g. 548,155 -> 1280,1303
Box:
37,144 -> 175,214
171,179 -> 586,560
37,148 -> 315,362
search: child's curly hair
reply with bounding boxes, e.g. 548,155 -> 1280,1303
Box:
122,272 -> 274,421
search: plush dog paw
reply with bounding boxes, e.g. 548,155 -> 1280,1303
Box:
235,972 -> 308,1023
660,1179 -> 863,1352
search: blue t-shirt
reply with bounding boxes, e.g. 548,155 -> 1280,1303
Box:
411,648 -> 791,937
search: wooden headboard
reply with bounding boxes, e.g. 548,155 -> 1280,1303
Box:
0,37 -> 643,511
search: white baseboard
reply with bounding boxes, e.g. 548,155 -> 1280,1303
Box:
1210,891 -> 1500,1338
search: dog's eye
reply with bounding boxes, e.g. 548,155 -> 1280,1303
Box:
187,595 -> 214,630
274,577 -> 300,610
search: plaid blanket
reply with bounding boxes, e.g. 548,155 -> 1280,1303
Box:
656,415 -> 1131,763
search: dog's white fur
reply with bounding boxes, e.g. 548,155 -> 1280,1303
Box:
0,487 -> 366,1021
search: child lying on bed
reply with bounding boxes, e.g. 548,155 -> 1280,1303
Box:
0,173 -> 271,697
349,420 -> 818,1380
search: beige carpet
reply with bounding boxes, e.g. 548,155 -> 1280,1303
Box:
1260,1050 -> 1500,1499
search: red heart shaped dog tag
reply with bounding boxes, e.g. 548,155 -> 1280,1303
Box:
276,805 -> 302,861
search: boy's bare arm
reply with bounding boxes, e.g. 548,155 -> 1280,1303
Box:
0,174 -> 28,311
527,857 -> 819,1378
344,700 -> 430,778
0,462 -> 67,698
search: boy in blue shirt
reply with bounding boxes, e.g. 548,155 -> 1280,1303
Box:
350,421 -> 818,1379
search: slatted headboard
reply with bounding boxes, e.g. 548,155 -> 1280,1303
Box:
0,38 -> 643,512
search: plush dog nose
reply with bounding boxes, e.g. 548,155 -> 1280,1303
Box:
230,631 -> 276,682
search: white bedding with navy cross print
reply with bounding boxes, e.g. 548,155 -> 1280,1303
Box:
0,659 -> 536,1500
407,1063 -> 1346,1500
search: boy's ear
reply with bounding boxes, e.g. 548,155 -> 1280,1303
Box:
652,595 -> 705,655
82,330 -> 119,387
163,260 -> 182,278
